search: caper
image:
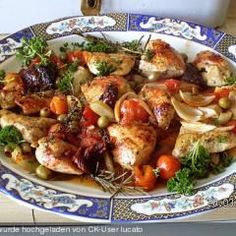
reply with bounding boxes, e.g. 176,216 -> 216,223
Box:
4,145 -> 13,157
40,107 -> 51,118
97,116 -> 110,129
36,165 -> 53,180
20,142 -> 32,154
218,97 -> 231,109
57,114 -> 67,122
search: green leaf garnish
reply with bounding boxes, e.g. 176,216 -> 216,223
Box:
181,141 -> 210,178
226,76 -> 236,85
57,60 -> 79,94
0,126 -> 23,148
16,37 -> 51,66
167,168 -> 194,195
143,49 -> 155,61
95,61 -> 117,76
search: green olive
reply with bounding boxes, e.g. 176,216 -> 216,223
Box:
218,97 -> 231,109
36,165 -> 53,180
40,107 -> 51,117
57,114 -> 67,122
20,142 -> 32,154
4,145 -> 13,156
68,120 -> 80,133
20,160 -> 39,173
97,116 -> 110,129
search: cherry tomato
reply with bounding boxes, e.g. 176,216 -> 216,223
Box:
66,50 -> 86,65
164,79 -> 180,94
50,95 -> 68,115
156,155 -> 181,180
120,99 -> 149,124
82,106 -> 99,126
134,165 -> 157,191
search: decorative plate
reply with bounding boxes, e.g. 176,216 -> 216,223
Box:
0,13 -> 236,223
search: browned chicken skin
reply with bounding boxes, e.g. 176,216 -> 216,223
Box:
193,50 -> 231,87
0,110 -> 57,147
0,73 -> 24,109
107,123 -> 157,170
81,75 -> 132,105
139,84 -> 175,129
172,128 -> 236,157
83,52 -> 135,76
15,91 -> 53,114
35,137 -> 83,175
139,39 -> 186,80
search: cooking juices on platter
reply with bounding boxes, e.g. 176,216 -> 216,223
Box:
0,35 -> 235,196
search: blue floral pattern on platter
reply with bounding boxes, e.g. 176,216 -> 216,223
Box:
130,184 -> 234,215
0,164 -> 111,221
0,13 -> 236,222
46,16 -> 116,35
0,28 -> 34,63
128,14 -> 225,48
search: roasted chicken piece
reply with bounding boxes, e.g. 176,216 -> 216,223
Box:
172,128 -> 236,157
107,123 -> 156,170
35,137 -> 83,175
139,84 -> 175,129
0,110 -> 57,147
15,91 -> 53,114
139,39 -> 186,80
83,52 -> 135,76
0,73 -> 24,109
81,75 -> 132,106
193,50 -> 231,87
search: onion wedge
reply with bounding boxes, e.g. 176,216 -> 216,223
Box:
181,121 -> 234,133
180,121 -> 216,133
171,97 -> 203,122
179,90 -> 215,107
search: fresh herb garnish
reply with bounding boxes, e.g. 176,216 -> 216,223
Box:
211,152 -> 234,174
167,142 -> 211,195
57,60 -> 79,94
0,69 -> 5,80
226,76 -> 236,85
92,169 -> 147,196
181,141 -> 211,178
74,41 -> 116,53
143,49 -> 155,61
59,42 -> 69,53
167,168 -> 194,195
95,61 -> 116,76
16,37 -> 52,66
121,39 -> 142,52
0,126 -> 23,149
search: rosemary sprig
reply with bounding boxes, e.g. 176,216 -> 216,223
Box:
64,32 -> 152,57
91,169 -> 148,197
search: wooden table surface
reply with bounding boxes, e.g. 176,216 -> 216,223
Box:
0,1 -> 236,223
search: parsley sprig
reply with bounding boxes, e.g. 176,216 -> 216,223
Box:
167,142 -> 211,195
95,61 -> 116,76
167,168 -> 194,195
0,126 -> 23,149
181,141 -> 211,178
57,60 -> 79,94
16,37 -> 52,66
0,69 -> 5,84
226,76 -> 236,85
